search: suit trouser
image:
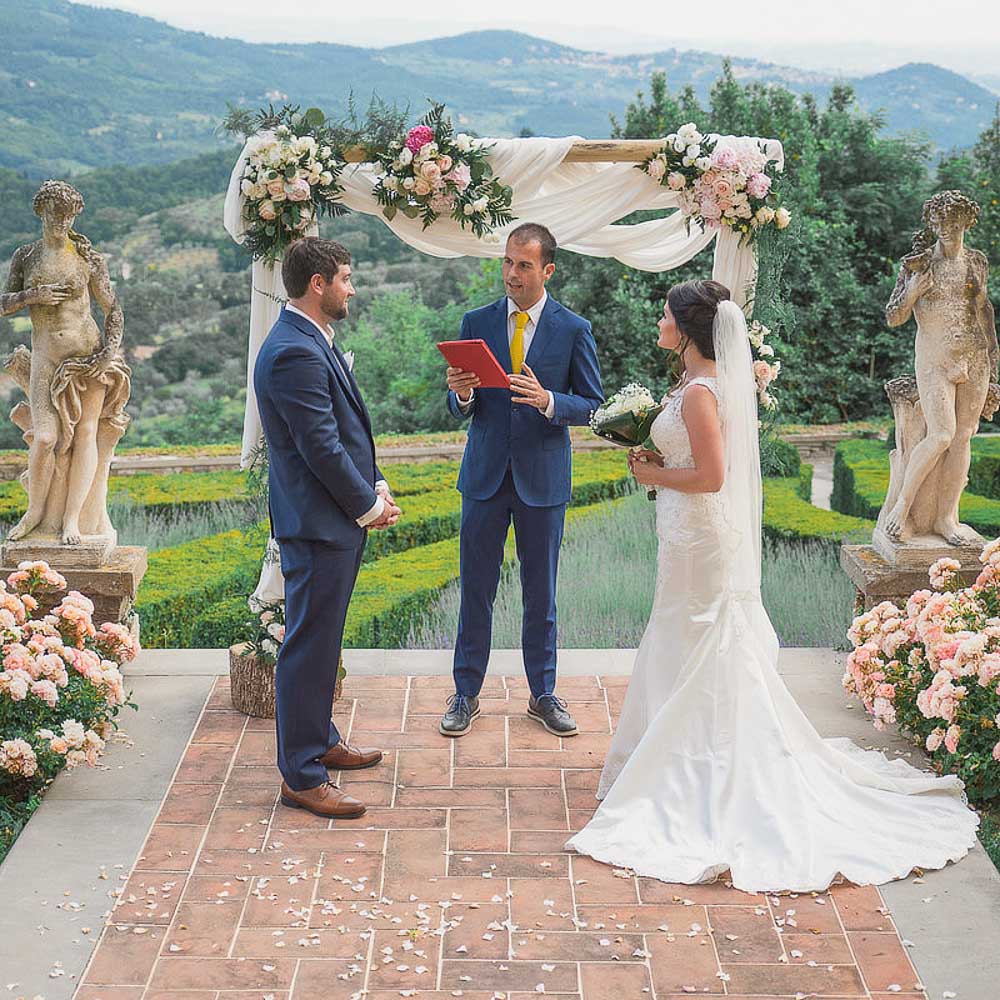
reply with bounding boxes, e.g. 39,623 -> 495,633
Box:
453,469 -> 566,699
276,536 -> 366,791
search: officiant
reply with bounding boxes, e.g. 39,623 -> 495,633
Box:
441,223 -> 605,738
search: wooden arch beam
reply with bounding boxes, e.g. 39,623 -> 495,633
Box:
341,138 -> 665,164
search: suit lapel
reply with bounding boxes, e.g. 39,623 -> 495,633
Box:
281,308 -> 369,428
525,296 -> 559,369
491,298 -> 513,374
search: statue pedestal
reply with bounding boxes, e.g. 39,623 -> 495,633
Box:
840,542 -> 982,612
1,538 -> 146,625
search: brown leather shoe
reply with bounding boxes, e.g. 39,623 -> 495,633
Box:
280,780 -> 366,818
320,740 -> 383,771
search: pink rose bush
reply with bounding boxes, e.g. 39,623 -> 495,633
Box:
373,103 -> 514,239
845,540 -> 1000,802
0,561 -> 138,856
642,123 -> 790,245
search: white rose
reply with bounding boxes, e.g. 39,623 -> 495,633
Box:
455,133 -> 472,152
383,176 -> 398,192
685,144 -> 700,160
759,343 -> 774,357
695,156 -> 712,171
402,176 -> 415,190
240,178 -> 255,196
262,639 -> 278,656
463,203 -> 475,216
320,145 -> 332,157
319,171 -> 333,186
399,147 -> 413,165
755,206 -> 775,225
473,196 -> 488,213
673,138 -> 686,154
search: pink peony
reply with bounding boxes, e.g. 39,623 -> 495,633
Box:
745,172 -> 771,199
711,147 -> 739,171
444,162 -> 472,192
405,125 -> 435,154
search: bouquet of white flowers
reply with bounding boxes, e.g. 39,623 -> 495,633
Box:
589,382 -> 664,499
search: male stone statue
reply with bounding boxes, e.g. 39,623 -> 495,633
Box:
2,180 -> 131,548
880,190 -> 998,547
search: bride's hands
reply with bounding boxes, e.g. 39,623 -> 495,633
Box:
628,448 -> 665,487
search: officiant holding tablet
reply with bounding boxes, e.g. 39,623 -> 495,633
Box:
441,223 -> 605,738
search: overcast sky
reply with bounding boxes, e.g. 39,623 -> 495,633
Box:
83,0 -> 999,74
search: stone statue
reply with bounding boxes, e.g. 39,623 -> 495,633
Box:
1,180 -> 131,551
877,190 -> 998,554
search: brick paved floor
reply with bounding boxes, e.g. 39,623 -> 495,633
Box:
75,674 -> 928,999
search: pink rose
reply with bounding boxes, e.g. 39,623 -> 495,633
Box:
266,178 -> 285,199
419,161 -> 441,183
405,125 -> 435,154
647,157 -> 666,182
712,176 -> 735,201
700,197 -> 722,221
31,678 -> 58,707
745,172 -> 771,199
993,740 -> 1000,762
926,728 -> 945,751
944,724 -> 961,754
285,177 -> 311,202
667,171 -> 686,190
258,200 -> 276,221
437,154 -> 453,173
413,178 -> 432,197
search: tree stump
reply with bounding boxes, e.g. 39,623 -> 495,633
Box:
228,643 -> 343,718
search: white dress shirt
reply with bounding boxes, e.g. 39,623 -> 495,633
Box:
458,290 -> 556,419
285,303 -> 387,527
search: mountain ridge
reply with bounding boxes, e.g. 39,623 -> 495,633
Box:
1,2 -> 995,176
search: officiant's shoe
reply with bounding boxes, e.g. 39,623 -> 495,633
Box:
280,780 -> 366,819
321,740 -> 383,771
527,694 -> 578,737
439,693 -> 480,737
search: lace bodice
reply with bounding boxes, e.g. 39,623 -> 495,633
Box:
649,376 -> 728,539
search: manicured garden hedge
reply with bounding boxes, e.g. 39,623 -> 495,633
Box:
832,438 -> 1000,537
139,451 -> 636,648
763,475 -> 873,546
190,496 -> 633,650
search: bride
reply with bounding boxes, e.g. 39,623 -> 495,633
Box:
565,279 -> 980,894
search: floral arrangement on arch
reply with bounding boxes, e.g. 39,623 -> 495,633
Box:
224,105 -> 347,263
642,123 -> 791,244
372,103 -> 515,237
0,561 -> 139,801
748,319 -> 781,410
845,543 -> 1000,804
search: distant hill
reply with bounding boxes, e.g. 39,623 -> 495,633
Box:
1,0 -> 997,176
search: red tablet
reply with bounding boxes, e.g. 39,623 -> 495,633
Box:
437,339 -> 511,389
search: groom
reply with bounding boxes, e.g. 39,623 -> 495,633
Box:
442,223 -> 604,738
254,237 -> 401,819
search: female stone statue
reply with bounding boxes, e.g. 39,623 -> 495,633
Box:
882,190 -> 998,545
2,180 -> 130,546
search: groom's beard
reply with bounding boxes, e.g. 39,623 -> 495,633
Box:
320,296 -> 349,323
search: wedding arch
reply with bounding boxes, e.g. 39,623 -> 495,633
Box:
224,131 -> 786,466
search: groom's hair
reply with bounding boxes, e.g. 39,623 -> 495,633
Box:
283,237 -> 352,298
508,223 -> 556,267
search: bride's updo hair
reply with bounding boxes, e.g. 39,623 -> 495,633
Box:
666,279 -> 731,361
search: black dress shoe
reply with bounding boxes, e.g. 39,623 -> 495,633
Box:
527,694 -> 578,736
440,693 -> 480,737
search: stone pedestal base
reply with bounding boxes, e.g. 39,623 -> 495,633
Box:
872,526 -> 984,569
0,544 -> 147,624
840,543 -> 981,612
3,531 -> 117,568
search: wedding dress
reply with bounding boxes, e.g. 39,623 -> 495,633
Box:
565,302 -> 979,894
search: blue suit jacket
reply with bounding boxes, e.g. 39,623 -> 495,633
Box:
448,295 -> 604,506
254,307 -> 382,547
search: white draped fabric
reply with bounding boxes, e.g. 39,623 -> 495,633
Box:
224,133 -> 783,467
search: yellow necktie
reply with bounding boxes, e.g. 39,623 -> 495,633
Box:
511,311 -> 530,375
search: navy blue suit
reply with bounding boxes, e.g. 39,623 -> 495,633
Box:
448,295 -> 604,698
254,307 -> 382,791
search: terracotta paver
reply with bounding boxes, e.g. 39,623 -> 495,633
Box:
74,674 -> 928,999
